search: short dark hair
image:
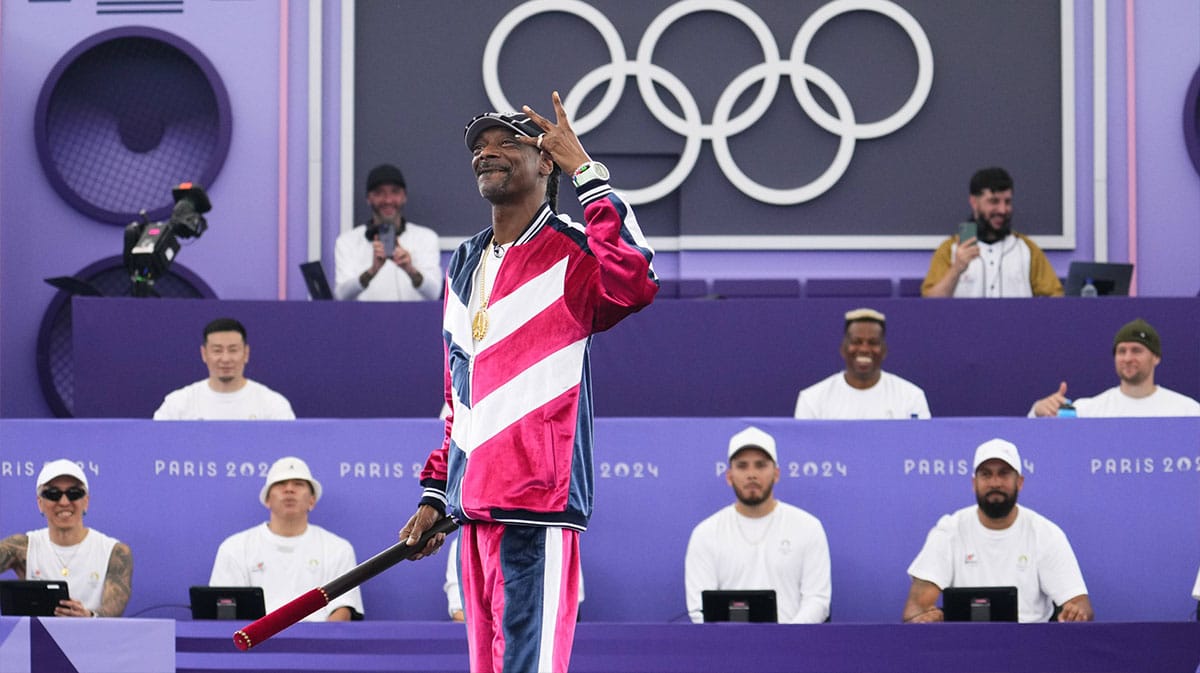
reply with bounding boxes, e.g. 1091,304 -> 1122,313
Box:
204,317 -> 246,343
969,167 -> 1013,196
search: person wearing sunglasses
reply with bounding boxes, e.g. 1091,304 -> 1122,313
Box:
0,459 -> 133,617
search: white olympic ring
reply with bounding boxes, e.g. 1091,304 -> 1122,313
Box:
482,0 -> 933,206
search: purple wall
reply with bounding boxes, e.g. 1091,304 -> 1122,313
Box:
0,1 -> 287,417
3,1 -> 1199,418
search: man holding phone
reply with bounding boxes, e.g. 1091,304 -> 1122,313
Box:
333,163 -> 443,301
921,167 -> 1062,298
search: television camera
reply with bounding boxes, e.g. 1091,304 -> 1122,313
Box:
124,182 -> 211,296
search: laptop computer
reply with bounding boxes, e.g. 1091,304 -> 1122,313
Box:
1063,261 -> 1133,296
942,586 -> 1018,622
189,586 -> 266,621
0,580 -> 70,616
701,589 -> 777,623
43,276 -> 105,297
299,261 -> 334,300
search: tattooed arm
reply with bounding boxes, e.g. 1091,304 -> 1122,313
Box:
97,542 -> 133,617
0,534 -> 29,578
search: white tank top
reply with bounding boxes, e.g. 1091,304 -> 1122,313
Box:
25,528 -> 119,613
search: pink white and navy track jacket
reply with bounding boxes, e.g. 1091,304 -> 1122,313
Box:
419,179 -> 657,531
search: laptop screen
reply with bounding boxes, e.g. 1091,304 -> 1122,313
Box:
189,586 -> 266,621
0,580 -> 70,616
701,589 -> 777,623
942,586 -> 1018,622
1064,261 -> 1133,296
299,261 -> 334,300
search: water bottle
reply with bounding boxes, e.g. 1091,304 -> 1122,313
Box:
1057,399 -> 1077,417
1080,277 -> 1098,297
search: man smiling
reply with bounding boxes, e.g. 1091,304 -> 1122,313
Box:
921,167 -> 1063,298
153,317 -> 295,420
399,91 -> 657,673
794,308 -> 930,419
0,459 -> 132,617
334,163 -> 443,302
1029,318 -> 1200,417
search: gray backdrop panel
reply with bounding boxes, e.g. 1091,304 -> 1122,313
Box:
354,1 -> 1064,244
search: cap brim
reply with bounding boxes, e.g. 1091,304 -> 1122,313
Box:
463,114 -> 540,150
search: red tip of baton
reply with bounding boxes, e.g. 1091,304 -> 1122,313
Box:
232,588 -> 329,651
232,629 -> 252,651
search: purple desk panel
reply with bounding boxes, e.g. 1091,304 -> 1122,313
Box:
0,617 -> 174,673
174,621 -> 1200,673
69,296 -> 1200,418
2,418 -> 1197,625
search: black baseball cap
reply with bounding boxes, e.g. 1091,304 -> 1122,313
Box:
464,112 -> 542,150
366,164 -> 406,193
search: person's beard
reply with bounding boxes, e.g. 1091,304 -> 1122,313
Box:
371,207 -> 403,228
974,212 -> 1012,244
1118,365 -> 1151,386
976,488 -> 1018,520
735,480 -> 775,508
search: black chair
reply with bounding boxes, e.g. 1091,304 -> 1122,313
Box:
897,277 -> 925,297
710,278 -> 801,298
804,278 -> 893,299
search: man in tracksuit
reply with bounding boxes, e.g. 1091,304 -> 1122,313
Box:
400,91 -> 657,673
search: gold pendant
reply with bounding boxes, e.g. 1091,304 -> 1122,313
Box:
472,309 -> 489,341
61,567 -> 69,577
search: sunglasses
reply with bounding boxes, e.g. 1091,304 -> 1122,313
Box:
40,486 -> 87,502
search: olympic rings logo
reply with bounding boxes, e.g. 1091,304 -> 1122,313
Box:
483,0 -> 933,205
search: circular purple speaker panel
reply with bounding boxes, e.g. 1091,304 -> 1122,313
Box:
34,27 -> 232,224
1186,63 -> 1200,178
36,256 -> 216,417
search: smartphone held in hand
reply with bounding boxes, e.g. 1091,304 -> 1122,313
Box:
379,222 -> 397,258
957,220 -> 977,244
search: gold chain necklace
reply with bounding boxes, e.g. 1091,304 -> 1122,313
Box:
49,539 -> 83,577
471,238 -> 499,341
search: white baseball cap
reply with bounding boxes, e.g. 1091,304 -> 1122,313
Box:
259,456 -> 322,504
727,426 -> 778,464
36,459 -> 88,491
973,438 -> 1022,475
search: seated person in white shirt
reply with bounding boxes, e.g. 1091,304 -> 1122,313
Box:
334,163 -> 443,302
794,308 -> 930,419
685,426 -> 831,624
1029,318 -> 1200,417
903,438 -> 1093,623
209,457 -> 363,621
154,318 -> 295,420
0,459 -> 132,618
